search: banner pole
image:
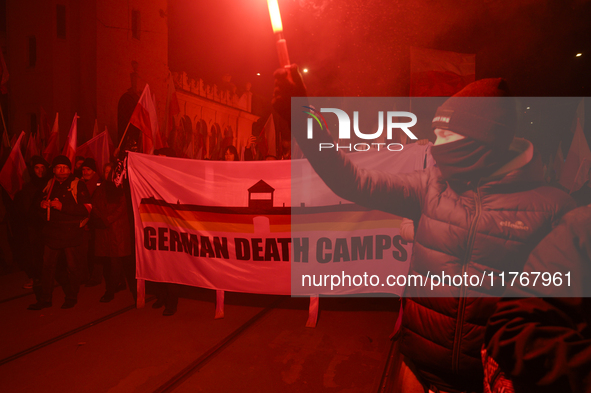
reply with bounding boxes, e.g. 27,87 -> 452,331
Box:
215,290 -> 225,319
306,296 -> 319,328
115,121 -> 132,155
136,279 -> 145,308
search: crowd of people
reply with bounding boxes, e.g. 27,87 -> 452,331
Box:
0,68 -> 589,391
3,153 -> 138,311
0,128 -> 292,317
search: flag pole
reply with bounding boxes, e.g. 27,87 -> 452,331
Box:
46,178 -> 55,221
115,121 -> 132,154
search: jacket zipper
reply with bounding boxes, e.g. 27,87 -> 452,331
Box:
451,186 -> 482,374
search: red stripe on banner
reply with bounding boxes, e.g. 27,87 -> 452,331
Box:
139,203 -> 292,225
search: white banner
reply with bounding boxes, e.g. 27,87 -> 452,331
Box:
127,143 -> 432,296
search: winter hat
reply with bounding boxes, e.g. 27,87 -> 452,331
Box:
81,157 -> 97,172
31,155 -> 49,168
51,155 -> 72,168
432,78 -> 517,150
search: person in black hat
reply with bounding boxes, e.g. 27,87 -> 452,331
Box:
28,155 -> 91,310
81,158 -> 100,197
14,156 -> 50,292
79,157 -> 102,286
273,66 -> 576,393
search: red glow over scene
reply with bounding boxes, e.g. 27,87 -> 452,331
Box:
1,0 -> 591,392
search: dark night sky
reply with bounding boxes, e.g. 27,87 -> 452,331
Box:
168,0 -> 591,98
168,0 -> 591,157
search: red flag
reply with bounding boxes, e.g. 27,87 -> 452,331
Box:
262,114 -> 276,158
62,113 -> 79,169
43,113 -> 59,163
25,127 -> 41,162
165,72 -> 180,140
129,84 -> 159,154
152,93 -> 166,150
9,132 -> 18,149
0,49 -> 8,95
76,129 -> 113,176
129,83 -> 158,154
36,124 -> 42,153
560,119 -> 591,192
410,47 -> 475,97
0,131 -> 26,199
92,118 -> 99,138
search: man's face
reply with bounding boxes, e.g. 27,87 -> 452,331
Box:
224,150 -> 235,161
75,159 -> 85,170
82,167 -> 95,181
53,164 -> 71,181
34,164 -> 46,179
104,165 -> 112,180
434,128 -> 465,146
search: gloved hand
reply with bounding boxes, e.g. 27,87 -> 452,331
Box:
272,64 -> 307,124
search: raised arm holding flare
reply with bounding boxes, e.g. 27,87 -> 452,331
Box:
273,65 -> 575,392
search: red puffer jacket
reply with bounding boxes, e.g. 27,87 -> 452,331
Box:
297,136 -> 575,392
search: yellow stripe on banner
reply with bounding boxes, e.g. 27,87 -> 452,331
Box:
141,214 -> 401,233
292,219 -> 402,232
269,225 -> 292,233
140,213 -> 255,233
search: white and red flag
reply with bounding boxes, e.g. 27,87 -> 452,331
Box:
0,131 -> 26,199
410,47 -> 476,97
77,128 -> 113,176
560,119 -> 591,192
43,113 -> 59,163
62,113 -> 79,168
129,84 -> 160,154
92,118 -> 99,138
25,127 -> 41,162
165,72 -> 180,141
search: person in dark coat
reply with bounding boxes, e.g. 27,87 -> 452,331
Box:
80,157 -> 102,286
273,68 -> 576,392
81,158 -> 101,197
91,163 -> 134,303
151,148 -> 180,316
485,205 -> 591,393
28,155 -> 91,310
14,156 -> 50,293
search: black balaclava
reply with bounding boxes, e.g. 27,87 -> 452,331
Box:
431,138 -> 510,184
430,78 -> 518,185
